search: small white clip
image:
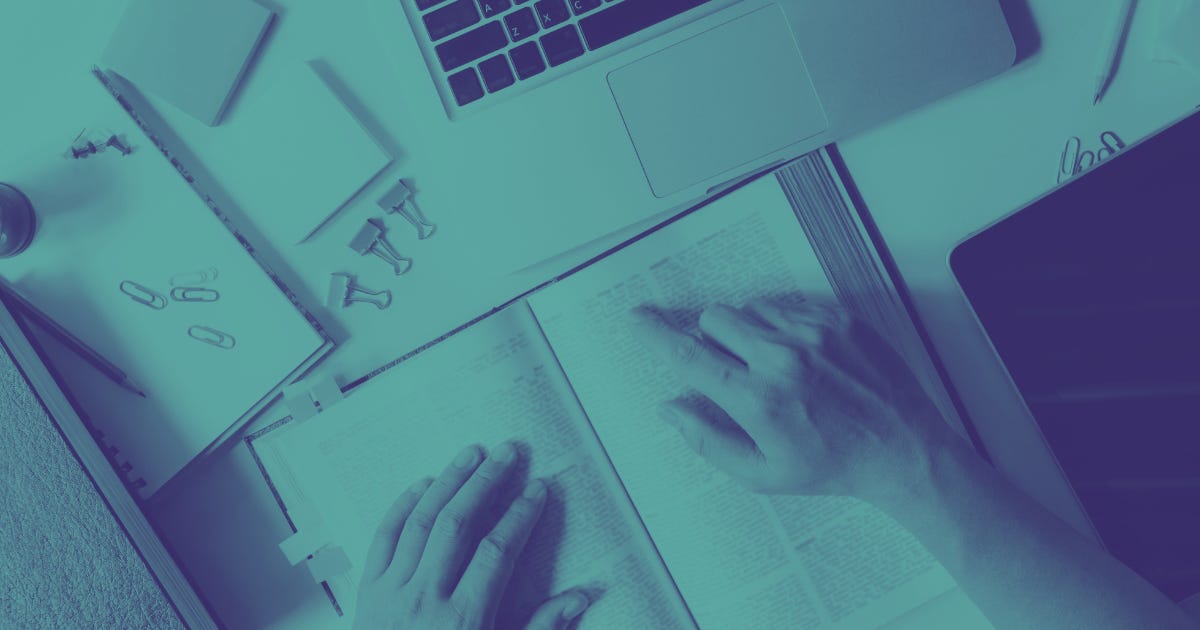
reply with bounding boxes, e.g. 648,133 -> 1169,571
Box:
282,377 -> 345,421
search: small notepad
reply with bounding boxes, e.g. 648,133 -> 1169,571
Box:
190,64 -> 394,244
102,0 -> 274,126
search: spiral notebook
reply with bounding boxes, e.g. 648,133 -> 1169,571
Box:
0,69 -> 334,498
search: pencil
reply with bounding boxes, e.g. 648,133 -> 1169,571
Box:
0,280 -> 148,398
1093,0 -> 1136,105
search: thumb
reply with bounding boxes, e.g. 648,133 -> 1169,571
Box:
525,591 -> 590,630
660,399 -> 767,487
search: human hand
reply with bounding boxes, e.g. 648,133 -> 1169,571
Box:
353,442 -> 589,630
629,300 -> 961,506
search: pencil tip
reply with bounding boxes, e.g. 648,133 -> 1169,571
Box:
1093,93 -> 1102,106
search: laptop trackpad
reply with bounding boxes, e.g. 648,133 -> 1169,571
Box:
608,4 -> 828,198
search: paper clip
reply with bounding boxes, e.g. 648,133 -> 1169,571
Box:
188,325 -> 236,349
119,281 -> 167,310
326,273 -> 392,310
348,219 -> 413,276
171,287 -> 220,302
378,180 -> 436,240
170,268 -> 219,286
1057,130 -> 1126,184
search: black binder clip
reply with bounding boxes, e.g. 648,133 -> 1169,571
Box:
348,219 -> 412,276
378,180 -> 436,240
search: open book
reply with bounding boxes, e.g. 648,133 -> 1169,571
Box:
251,152 -> 965,628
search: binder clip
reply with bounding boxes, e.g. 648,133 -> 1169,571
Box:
349,219 -> 412,276
65,128 -> 132,160
326,273 -> 392,310
378,180 -> 436,240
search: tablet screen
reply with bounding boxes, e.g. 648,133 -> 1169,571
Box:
950,110 -> 1200,602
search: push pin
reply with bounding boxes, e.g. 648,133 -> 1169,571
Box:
65,129 -> 132,160
348,219 -> 412,276
378,180 -> 436,240
326,273 -> 392,310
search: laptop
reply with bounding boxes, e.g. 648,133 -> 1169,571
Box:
951,110 -> 1200,605
368,0 -> 1016,269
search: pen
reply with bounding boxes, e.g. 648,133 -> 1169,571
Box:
1093,0 -> 1136,105
0,279 -> 148,398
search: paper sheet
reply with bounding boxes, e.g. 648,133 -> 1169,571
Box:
4,76 -> 329,496
174,63 -> 393,244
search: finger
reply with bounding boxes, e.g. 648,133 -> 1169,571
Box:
745,299 -> 831,347
452,479 -> 548,622
414,441 -> 521,590
698,304 -> 774,361
659,398 -> 767,489
361,476 -> 432,583
525,591 -> 590,630
387,444 -> 484,583
629,307 -> 750,412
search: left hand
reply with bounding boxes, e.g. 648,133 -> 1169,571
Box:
353,442 -> 590,630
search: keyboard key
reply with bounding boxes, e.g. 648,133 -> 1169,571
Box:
539,24 -> 584,67
424,0 -> 480,41
504,7 -> 539,42
509,41 -> 546,79
479,55 -> 516,92
435,21 -> 508,71
569,0 -> 601,15
477,0 -> 510,18
415,0 -> 447,10
447,68 -> 484,105
533,0 -> 569,29
580,0 -> 712,50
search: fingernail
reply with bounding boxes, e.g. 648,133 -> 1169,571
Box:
406,476 -> 433,494
493,441 -> 517,464
522,479 -> 547,500
454,445 -> 481,468
562,593 -> 589,619
657,404 -> 681,428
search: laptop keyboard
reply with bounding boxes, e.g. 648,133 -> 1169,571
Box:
416,0 -> 716,109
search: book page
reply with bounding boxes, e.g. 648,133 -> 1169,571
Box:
529,175 -> 955,629
282,305 -> 693,628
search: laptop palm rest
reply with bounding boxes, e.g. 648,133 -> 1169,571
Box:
608,4 -> 829,198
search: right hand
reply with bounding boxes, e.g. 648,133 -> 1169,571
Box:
353,442 -> 590,630
629,299 -> 963,506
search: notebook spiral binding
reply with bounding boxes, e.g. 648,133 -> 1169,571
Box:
89,427 -> 148,493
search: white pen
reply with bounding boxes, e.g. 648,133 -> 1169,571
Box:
1093,0 -> 1136,105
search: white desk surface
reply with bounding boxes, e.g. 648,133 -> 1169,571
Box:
4,0 -> 1200,627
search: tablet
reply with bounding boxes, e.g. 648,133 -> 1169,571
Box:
950,109 -> 1200,602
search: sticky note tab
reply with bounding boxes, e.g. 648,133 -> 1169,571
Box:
282,383 -> 319,421
278,526 -> 332,565
311,378 -> 345,412
306,546 -> 353,583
